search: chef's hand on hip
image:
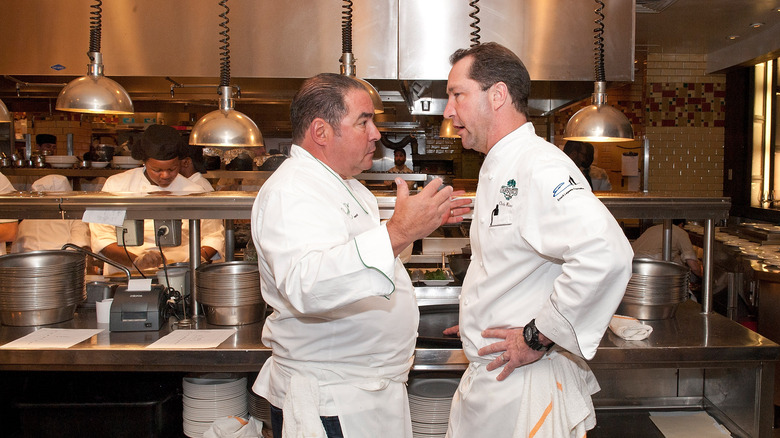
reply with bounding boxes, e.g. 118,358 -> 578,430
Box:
479,327 -> 545,381
135,250 -> 163,270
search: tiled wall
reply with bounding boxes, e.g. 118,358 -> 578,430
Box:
644,53 -> 726,196
554,51 -> 727,197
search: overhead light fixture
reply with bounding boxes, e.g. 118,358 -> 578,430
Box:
0,99 -> 11,123
55,0 -> 133,115
190,0 -> 263,147
564,0 -> 634,143
440,0 -> 483,138
340,0 -> 383,114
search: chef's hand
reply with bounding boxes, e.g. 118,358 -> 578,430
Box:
387,178 -> 471,257
479,327 -> 546,381
443,324 -> 460,337
134,250 -> 163,271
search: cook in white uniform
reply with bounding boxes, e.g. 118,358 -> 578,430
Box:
178,143 -> 214,192
11,175 -> 90,253
251,73 -> 470,438
632,219 -> 703,277
442,43 -> 633,438
0,171 -> 17,255
89,125 -> 224,274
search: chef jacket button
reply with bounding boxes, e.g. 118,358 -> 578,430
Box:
463,299 -> 469,305
480,218 -> 485,224
488,174 -> 494,180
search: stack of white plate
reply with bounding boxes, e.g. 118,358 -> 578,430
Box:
112,156 -> 143,168
197,261 -> 265,326
45,155 -> 78,168
248,390 -> 272,425
182,374 -> 248,438
0,250 -> 86,326
408,377 -> 459,438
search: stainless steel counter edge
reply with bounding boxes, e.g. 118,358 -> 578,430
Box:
1,302 -> 777,372
0,192 -> 730,220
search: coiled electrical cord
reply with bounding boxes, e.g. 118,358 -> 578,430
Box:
342,0 -> 354,54
218,0 -> 231,87
594,0 -> 606,82
469,0 -> 481,47
88,0 -> 103,53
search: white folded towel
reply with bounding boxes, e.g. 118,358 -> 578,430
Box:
282,374 -> 327,438
609,315 -> 653,340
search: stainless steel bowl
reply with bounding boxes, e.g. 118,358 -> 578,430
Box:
204,303 -> 267,326
448,253 -> 471,282
0,305 -> 77,326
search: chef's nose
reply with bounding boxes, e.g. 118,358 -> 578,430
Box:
443,98 -> 456,120
368,119 -> 381,142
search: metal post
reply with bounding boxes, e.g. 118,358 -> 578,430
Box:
662,219 -> 672,261
643,137 -> 650,193
24,134 -> 32,160
701,218 -> 714,314
66,133 -> 74,156
188,219 -> 202,317
224,219 -> 235,261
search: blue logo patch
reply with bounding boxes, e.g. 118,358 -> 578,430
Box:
50,64 -> 66,71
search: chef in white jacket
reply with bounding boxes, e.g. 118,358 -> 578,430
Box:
0,171 -> 17,255
89,125 -> 224,274
441,43 -> 633,438
251,73 -> 470,438
11,175 -> 90,253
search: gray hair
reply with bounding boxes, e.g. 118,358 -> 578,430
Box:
290,73 -> 366,143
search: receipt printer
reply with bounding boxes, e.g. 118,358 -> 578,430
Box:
109,284 -> 167,332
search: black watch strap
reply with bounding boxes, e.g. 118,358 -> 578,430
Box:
524,319 -> 554,351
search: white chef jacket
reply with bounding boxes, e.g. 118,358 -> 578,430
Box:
188,172 -> 215,192
89,167 -> 225,274
588,165 -> 612,191
0,172 -> 16,255
251,145 -> 418,438
11,219 -> 90,253
447,123 -> 633,438
631,224 -> 697,265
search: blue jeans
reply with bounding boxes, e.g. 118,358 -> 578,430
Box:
269,404 -> 344,438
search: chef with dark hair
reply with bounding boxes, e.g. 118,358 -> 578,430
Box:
89,125 -> 224,274
36,134 -> 57,155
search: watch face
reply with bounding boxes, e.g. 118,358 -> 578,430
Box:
524,325 -> 534,343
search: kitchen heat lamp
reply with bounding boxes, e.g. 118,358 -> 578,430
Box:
190,0 -> 264,147
340,0 -> 384,114
0,99 -> 10,123
56,0 -> 133,115
564,0 -> 634,142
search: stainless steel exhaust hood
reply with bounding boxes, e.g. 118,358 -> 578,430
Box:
0,0 -> 634,117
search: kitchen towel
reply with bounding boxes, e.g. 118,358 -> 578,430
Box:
609,315 -> 653,340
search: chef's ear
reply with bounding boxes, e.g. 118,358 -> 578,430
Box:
489,81 -> 509,111
309,118 -> 331,146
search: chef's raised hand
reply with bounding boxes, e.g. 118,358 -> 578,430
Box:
478,327 -> 546,381
387,177 -> 454,256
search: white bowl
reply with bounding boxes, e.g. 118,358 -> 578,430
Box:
90,161 -> 110,168
45,155 -> 78,163
112,156 -> 143,167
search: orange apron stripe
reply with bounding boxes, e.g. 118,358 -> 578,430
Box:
528,401 -> 553,438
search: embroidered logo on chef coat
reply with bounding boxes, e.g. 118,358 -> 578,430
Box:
500,179 -> 518,200
341,202 -> 359,218
552,176 -> 584,201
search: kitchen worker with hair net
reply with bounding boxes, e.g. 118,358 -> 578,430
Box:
89,124 -> 225,274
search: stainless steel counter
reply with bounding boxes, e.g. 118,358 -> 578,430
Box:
0,301 -> 775,371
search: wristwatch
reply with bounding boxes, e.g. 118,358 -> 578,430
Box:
523,319 -> 554,351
